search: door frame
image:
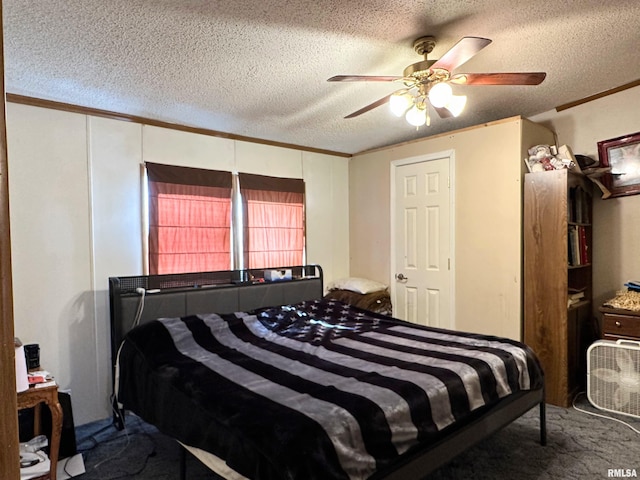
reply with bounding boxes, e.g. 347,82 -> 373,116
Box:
0,0 -> 21,477
390,150 -> 456,328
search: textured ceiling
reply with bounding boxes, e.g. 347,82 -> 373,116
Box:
4,0 -> 640,155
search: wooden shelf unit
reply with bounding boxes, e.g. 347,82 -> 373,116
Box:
524,168 -> 594,407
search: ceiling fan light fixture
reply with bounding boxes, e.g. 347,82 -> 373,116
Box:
405,104 -> 427,127
444,94 -> 467,117
428,82 -> 453,108
389,91 -> 413,117
329,36 -> 547,125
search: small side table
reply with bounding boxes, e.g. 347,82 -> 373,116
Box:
17,384 -> 63,480
599,306 -> 640,341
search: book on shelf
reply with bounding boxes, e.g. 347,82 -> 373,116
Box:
579,225 -> 588,264
568,225 -> 589,266
568,184 -> 590,224
568,225 -> 578,266
567,287 -> 587,307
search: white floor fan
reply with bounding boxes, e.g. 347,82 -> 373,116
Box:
587,339 -> 640,419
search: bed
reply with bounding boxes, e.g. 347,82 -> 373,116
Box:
109,265 -> 546,480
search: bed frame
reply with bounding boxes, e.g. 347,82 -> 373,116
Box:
109,265 -> 546,480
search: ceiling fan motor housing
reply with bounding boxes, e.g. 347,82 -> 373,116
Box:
403,60 -> 437,79
405,37 -> 450,88
413,36 -> 436,56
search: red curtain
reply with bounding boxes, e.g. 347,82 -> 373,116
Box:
239,174 -> 305,269
147,163 -> 232,274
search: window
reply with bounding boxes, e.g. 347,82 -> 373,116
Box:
146,163 -> 305,274
147,163 -> 233,274
239,173 -> 305,269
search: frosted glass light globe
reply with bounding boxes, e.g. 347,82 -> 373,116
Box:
445,95 -> 467,117
428,82 -> 453,108
389,92 -> 413,117
405,105 -> 426,127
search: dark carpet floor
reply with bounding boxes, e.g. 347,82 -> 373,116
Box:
71,393 -> 639,480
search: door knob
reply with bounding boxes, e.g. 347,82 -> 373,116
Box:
395,273 -> 407,281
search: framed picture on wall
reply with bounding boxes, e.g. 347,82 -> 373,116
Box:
597,131 -> 640,198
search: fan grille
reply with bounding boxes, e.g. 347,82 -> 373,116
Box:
587,340 -> 640,419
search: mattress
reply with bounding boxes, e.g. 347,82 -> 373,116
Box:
117,298 -> 543,480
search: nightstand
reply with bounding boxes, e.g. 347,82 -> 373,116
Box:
17,383 -> 63,480
599,306 -> 640,341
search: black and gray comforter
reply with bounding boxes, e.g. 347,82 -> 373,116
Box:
117,298 -> 543,480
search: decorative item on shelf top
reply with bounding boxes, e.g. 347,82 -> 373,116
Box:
597,131 -> 640,198
526,144 -> 570,172
525,144 -> 613,199
625,280 -> 640,292
603,289 -> 640,312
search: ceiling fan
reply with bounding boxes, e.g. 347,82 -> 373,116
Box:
327,36 -> 546,127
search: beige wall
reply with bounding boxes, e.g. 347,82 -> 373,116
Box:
350,116 -> 554,340
530,85 -> 640,314
11,84 -> 636,425
7,103 -> 349,424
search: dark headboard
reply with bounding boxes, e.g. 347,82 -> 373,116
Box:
109,265 -> 323,372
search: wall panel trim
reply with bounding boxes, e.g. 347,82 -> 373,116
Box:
6,93 -> 351,159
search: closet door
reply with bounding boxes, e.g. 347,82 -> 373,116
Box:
392,155 -> 451,329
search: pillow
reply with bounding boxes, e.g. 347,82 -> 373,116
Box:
327,277 -> 387,295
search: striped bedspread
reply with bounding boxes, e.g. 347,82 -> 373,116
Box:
117,298 -> 543,480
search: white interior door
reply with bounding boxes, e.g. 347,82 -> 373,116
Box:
392,155 -> 452,328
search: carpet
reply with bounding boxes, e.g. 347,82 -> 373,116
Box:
74,394 -> 639,480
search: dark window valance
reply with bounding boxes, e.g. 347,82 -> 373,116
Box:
146,162 -> 232,188
238,173 -> 305,194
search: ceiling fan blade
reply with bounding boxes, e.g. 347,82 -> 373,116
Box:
450,72 -> 547,85
344,94 -> 393,118
328,75 -> 403,82
430,37 -> 492,72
